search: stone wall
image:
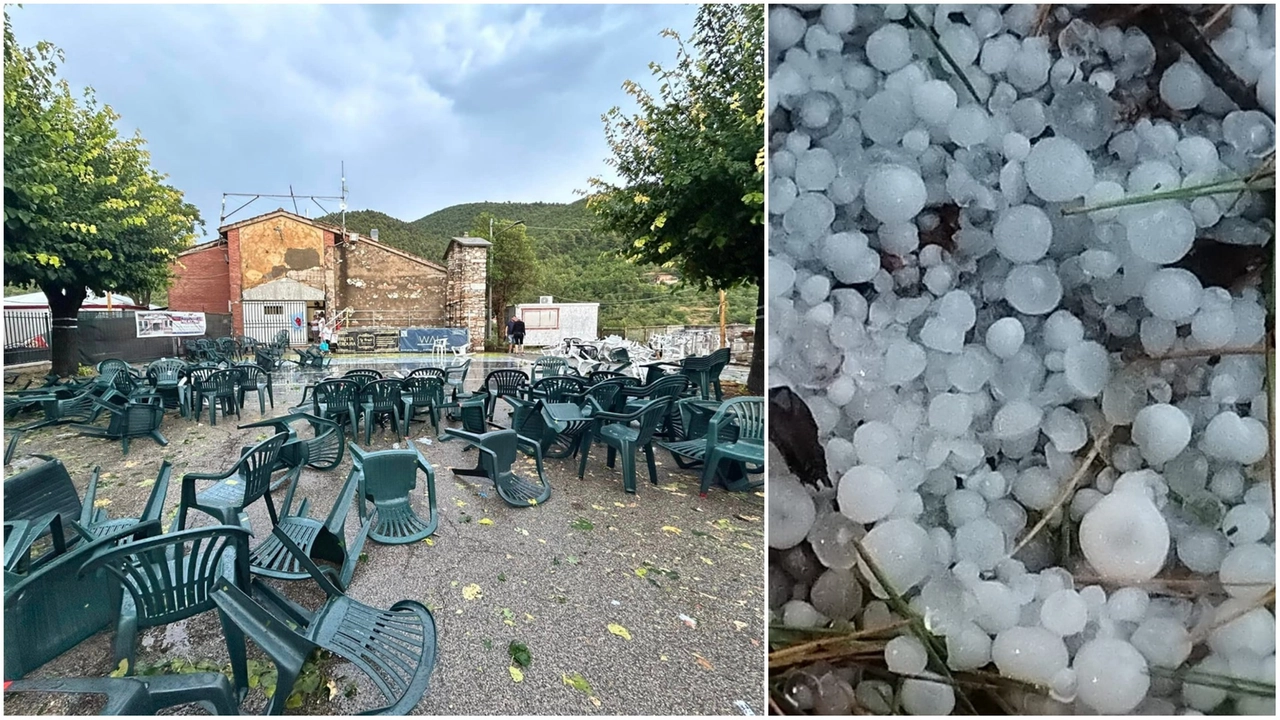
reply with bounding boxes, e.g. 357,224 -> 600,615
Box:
337,236 -> 447,328
444,239 -> 489,351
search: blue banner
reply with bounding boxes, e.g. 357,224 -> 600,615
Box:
399,327 -> 470,352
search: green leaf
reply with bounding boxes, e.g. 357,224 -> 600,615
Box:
285,692 -> 303,709
562,672 -> 592,694
508,641 -> 532,668
570,518 -> 594,531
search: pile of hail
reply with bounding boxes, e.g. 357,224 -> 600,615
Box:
767,3 -> 1274,715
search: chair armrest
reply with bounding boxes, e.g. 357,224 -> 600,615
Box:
139,462 -> 173,525
266,526 -> 345,599
211,578 -> 315,669
80,466 -> 104,527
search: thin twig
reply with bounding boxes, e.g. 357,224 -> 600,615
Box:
1199,5 -> 1232,36
1225,151 -> 1276,215
1031,5 -> 1055,37
904,6 -> 983,105
1156,5 -> 1273,119
1190,586 -> 1277,645
1134,344 -> 1269,362
1008,425 -> 1113,558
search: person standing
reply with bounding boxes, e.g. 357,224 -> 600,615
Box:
511,315 -> 526,354
311,309 -> 326,344
506,315 -> 517,353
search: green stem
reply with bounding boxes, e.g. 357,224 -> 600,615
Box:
1061,172 -> 1276,215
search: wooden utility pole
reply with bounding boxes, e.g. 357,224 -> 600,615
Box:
718,290 -> 727,348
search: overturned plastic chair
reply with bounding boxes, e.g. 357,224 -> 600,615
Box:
4,457 -> 172,544
249,459 -> 369,592
4,674 -> 240,715
239,412 -> 345,472
175,432 -> 291,529
698,396 -> 765,496
77,523 -> 254,702
71,395 -> 168,456
351,443 -> 439,545
440,427 -> 551,507
211,528 -> 437,714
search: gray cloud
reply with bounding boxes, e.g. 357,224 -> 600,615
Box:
7,3 -> 697,237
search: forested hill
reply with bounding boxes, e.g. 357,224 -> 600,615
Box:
319,200 -> 756,328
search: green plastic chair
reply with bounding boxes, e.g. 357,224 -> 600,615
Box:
233,362 -> 274,414
192,368 -> 243,426
343,368 -> 382,391
360,378 -> 405,444
71,395 -> 167,456
298,378 -> 361,439
401,376 -> 446,437
406,367 -> 448,382
239,412 -> 345,472
13,383 -> 102,431
3,457 -> 171,545
78,524 -> 253,701
294,345 -> 331,369
350,443 -> 439,545
482,369 -> 528,421
531,356 -> 568,381
525,375 -> 587,404
175,432 -> 291,529
698,396 -> 765,496
248,460 -> 369,591
705,347 -> 732,401
4,521 -> 156,680
4,432 -> 19,465
622,374 -> 690,438
440,426 -> 551,507
443,359 -> 472,403
210,528 -> 437,714
655,397 -> 722,470
578,397 -> 672,494
145,358 -> 189,416
4,674 -> 240,715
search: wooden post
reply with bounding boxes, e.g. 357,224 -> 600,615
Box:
106,291 -> 113,312
718,290 -> 727,348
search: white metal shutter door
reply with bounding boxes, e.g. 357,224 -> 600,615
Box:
242,300 -> 307,345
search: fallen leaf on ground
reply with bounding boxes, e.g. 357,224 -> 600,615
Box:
661,526 -> 681,534
462,583 -> 482,600
93,498 -> 112,508
607,623 -> 632,640
732,620 -> 748,631
109,658 -> 129,678
478,518 -> 494,525
694,654 -> 714,670
325,678 -> 339,701
613,502 -> 625,508
700,556 -> 714,565
423,537 -> 434,546
562,672 -> 592,694
455,499 -> 467,507
590,697 -> 602,707
635,567 -> 648,577
508,666 -> 524,682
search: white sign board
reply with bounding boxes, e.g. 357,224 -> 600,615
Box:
135,311 -> 207,338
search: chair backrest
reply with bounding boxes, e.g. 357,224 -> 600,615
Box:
204,368 -> 242,395
530,375 -> 586,403
718,397 -> 764,444
79,524 -> 252,628
3,458 -> 83,529
533,357 -> 568,375
363,378 -> 404,410
97,359 -> 131,378
146,358 -> 186,385
234,432 -> 290,509
581,379 -> 626,413
187,366 -> 219,389
608,348 -> 631,364
479,430 -> 520,478
233,362 -> 266,385
587,370 -> 627,383
485,369 -> 528,395
273,329 -> 290,348
708,347 -> 731,371
351,444 -> 420,504
680,354 -> 713,372
444,359 -> 472,385
313,379 -> 360,410
403,376 -> 445,405
639,374 -> 690,399
344,369 -> 383,380
216,337 -> 237,356
631,398 -> 674,446
407,367 -> 447,382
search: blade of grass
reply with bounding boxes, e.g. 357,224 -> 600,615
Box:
1009,424 -> 1113,558
905,6 -> 983,105
1061,170 -> 1276,215
1148,666 -> 1276,698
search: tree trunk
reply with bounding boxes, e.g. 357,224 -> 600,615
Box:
43,284 -> 87,378
747,279 -> 764,394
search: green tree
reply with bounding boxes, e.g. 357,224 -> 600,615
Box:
4,12 -> 201,374
468,212 -> 538,336
588,3 -> 765,391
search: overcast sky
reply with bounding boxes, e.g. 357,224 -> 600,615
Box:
8,3 -> 696,240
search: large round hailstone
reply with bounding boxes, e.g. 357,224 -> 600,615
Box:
1073,638 -> 1150,714
769,472 -> 815,549
864,165 -> 927,224
810,568 -> 864,620
1207,598 -> 1276,658
993,204 -> 1052,263
1160,62 -> 1206,110
928,393 -> 973,437
1142,268 -> 1202,322
883,339 -> 928,385
1025,137 -> 1095,202
1131,403 -> 1192,465
992,626 -> 1069,685
865,23 -> 911,72
1048,82 -> 1117,150
857,519 -> 933,598
853,421 -> 901,468
1202,411 -> 1269,465
1039,588 -> 1088,636
899,673 -> 955,716
1079,485 -> 1170,583
1125,201 -> 1196,265
992,400 -> 1043,440
911,79 -> 958,125
1218,542 -> 1275,601
885,635 -> 928,675
954,518 -> 1005,570
820,232 -> 881,284
1221,504 -> 1270,545
1063,341 -> 1110,397
985,317 -> 1025,359
1130,617 -> 1192,669
838,465 -> 899,524
948,105 -> 992,148
1003,264 -> 1062,315
861,90 -> 916,145
783,192 -> 837,242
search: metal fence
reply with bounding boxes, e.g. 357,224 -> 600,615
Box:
2,309 -> 234,369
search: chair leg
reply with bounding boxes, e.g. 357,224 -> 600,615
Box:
392,407 -> 403,441
217,609 -> 250,702
606,445 -> 616,469
113,604 -> 139,676
577,435 -> 592,479
257,389 -> 265,415
699,451 -> 719,497
644,444 -> 659,485
364,412 -> 374,445
620,451 -> 637,494
121,436 -> 131,455
151,430 -> 168,447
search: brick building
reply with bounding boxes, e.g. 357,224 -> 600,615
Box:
167,209 -> 490,350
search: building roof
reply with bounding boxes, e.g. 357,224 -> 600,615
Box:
449,236 -> 493,247
178,237 -> 227,257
